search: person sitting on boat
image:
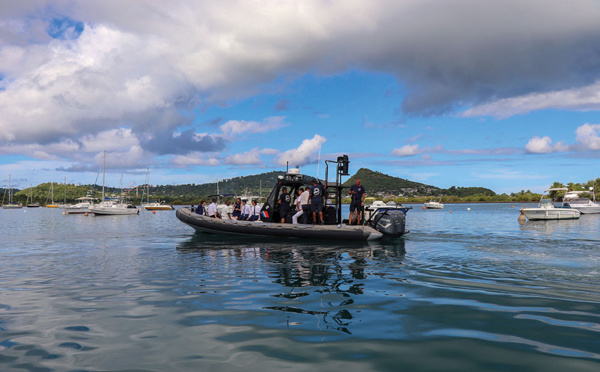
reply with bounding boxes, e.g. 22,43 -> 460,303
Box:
232,198 -> 242,219
248,200 -> 261,221
240,200 -> 250,220
349,178 -> 366,225
220,200 -> 233,220
207,199 -> 219,218
300,187 -> 311,224
310,179 -> 325,224
292,188 -> 304,224
278,187 -> 291,223
195,201 -> 206,215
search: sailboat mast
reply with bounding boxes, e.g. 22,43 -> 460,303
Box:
102,150 -> 106,201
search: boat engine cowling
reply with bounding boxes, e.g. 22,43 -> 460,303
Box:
370,209 -> 407,238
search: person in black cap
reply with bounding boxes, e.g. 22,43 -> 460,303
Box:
309,179 -> 325,224
278,187 -> 291,223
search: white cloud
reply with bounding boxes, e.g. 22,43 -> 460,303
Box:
170,153 -> 220,167
575,123 -> 600,150
392,144 -> 420,157
525,136 -> 568,154
463,82 -> 600,119
1,0 -> 600,170
225,149 -> 262,165
474,169 -> 547,180
220,116 -> 288,137
276,134 -> 326,166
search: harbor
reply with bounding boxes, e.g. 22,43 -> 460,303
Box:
0,204 -> 598,370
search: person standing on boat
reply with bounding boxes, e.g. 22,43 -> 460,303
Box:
195,201 -> 206,215
300,187 -> 311,224
248,200 -> 261,221
292,188 -> 304,224
207,199 -> 219,218
232,198 -> 242,219
278,187 -> 291,223
310,179 -> 325,224
349,178 -> 366,225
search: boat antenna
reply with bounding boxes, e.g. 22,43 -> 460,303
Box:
286,161 -> 289,173
316,145 -> 322,181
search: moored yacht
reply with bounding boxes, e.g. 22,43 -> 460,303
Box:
520,188 -> 580,220
64,194 -> 96,214
2,175 -> 23,209
88,151 -> 139,216
562,190 -> 600,214
424,196 -> 444,209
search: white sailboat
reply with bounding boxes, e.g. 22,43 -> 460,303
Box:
141,169 -> 174,210
2,175 -> 23,209
88,151 -> 139,216
46,182 -> 58,208
26,185 -> 40,208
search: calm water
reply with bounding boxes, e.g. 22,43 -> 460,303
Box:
0,204 -> 599,371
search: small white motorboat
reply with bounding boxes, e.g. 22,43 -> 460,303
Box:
424,196 -> 444,209
520,188 -> 581,220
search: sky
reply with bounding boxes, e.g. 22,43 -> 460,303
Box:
2,0 -> 600,194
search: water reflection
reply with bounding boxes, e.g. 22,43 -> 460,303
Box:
176,233 -> 406,335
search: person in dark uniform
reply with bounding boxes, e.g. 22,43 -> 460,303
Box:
309,179 -> 325,224
232,198 -> 242,220
195,200 -> 206,215
349,178 -> 366,224
278,187 -> 291,223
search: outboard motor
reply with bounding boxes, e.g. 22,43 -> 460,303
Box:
370,209 -> 407,238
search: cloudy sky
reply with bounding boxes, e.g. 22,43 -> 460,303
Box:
2,0 -> 600,193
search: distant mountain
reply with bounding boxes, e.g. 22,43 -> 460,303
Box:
9,168 -> 495,204
342,168 -> 495,197
343,168 -> 438,196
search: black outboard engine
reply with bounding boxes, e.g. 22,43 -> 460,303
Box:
369,209 -> 407,238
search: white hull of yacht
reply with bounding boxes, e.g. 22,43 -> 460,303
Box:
424,202 -> 444,209
89,203 -> 139,215
521,207 -> 581,220
2,204 -> 23,209
575,206 -> 600,214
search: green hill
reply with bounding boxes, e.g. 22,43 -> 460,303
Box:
343,168 -> 438,196
8,168 -> 498,205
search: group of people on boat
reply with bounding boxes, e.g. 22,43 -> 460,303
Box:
192,198 -> 261,221
190,178 -> 367,226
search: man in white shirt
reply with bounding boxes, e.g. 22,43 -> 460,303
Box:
219,200 -> 233,220
299,186 -> 311,224
241,200 -> 252,220
248,200 -> 261,221
292,188 -> 304,224
207,199 -> 219,218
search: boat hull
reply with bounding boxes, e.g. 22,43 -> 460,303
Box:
89,205 -> 139,215
521,208 -> 581,220
176,207 -> 382,241
144,205 -> 174,210
576,207 -> 600,214
424,203 -> 444,209
2,204 -> 23,209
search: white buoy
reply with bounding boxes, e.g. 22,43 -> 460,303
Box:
467,208 -> 471,211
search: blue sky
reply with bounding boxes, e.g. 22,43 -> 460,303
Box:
2,0 -> 600,194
